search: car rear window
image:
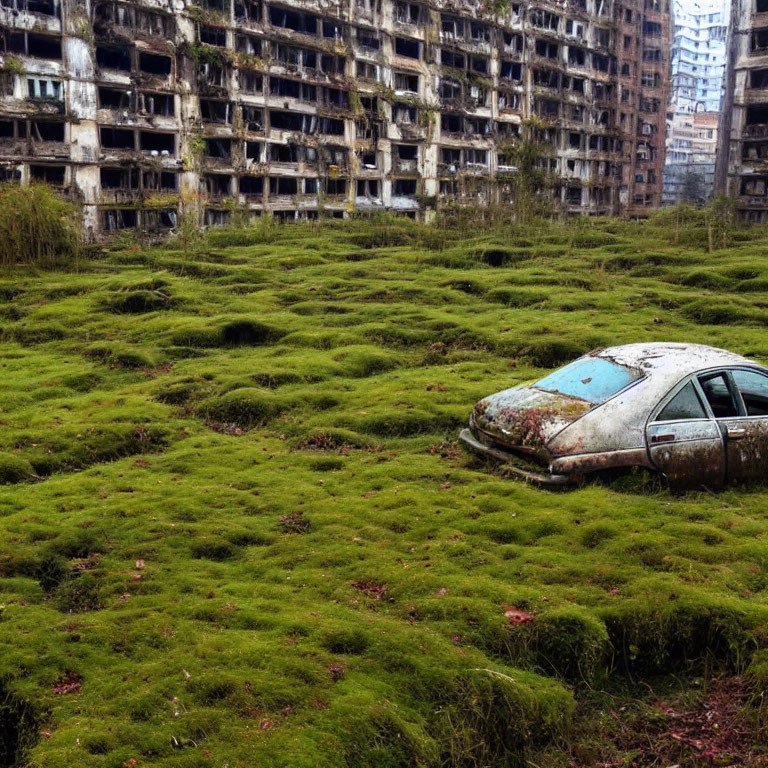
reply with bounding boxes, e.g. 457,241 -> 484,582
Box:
534,357 -> 643,404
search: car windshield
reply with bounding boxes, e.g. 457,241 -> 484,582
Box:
534,357 -> 643,404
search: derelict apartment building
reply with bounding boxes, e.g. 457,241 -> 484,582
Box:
716,0 -> 768,222
0,0 -> 669,235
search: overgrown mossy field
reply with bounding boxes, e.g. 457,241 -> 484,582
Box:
4,215 -> 768,767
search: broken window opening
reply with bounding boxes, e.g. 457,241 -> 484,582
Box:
98,86 -> 131,110
30,164 -> 65,184
356,178 -> 379,197
239,175 -> 263,195
143,170 -> 177,191
241,105 -> 263,132
392,102 -> 417,125
200,26 -> 226,46
471,56 -> 488,74
268,142 -> 300,162
500,60 -> 522,81
270,76 -> 317,101
324,87 -> 349,108
235,34 -> 261,56
323,19 -> 342,39
394,36 -> 419,59
200,99 -> 232,124
245,140 -> 263,161
324,177 -> 346,195
530,9 -> 559,31
273,43 -> 318,71
139,92 -> 174,116
204,208 -> 231,226
356,29 -> 380,49
139,52 -> 172,76
535,39 -> 559,59
441,49 -> 464,69
269,176 -> 299,195
239,71 -> 263,94
394,71 -> 418,93
439,77 -> 461,102
318,116 -> 344,135
103,208 -> 137,230
139,130 -> 174,155
205,137 -> 231,159
393,178 -> 417,196
198,61 -> 226,86
440,113 -> 462,133
205,173 -> 232,196
395,1 -> 420,24
358,150 -> 377,168
143,209 -> 177,229
100,166 -> 139,189
356,60 -> 378,81
100,126 -> 135,149
751,68 -> 768,89
270,109 -> 317,133
1,0 -> 58,15
0,119 -> 26,139
269,5 -> 318,35
568,46 -> 586,66
30,120 -> 64,142
234,0 -> 260,22
96,45 -> 132,71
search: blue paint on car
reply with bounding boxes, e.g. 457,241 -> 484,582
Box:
534,357 -> 643,404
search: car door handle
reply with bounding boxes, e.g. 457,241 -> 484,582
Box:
727,426 -> 747,440
651,433 -> 675,443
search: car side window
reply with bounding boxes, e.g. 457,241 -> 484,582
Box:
731,369 -> 768,416
698,373 -> 739,418
656,381 -> 708,421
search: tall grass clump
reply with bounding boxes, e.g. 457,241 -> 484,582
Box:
0,184 -> 81,269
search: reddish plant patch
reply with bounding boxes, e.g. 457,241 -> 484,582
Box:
53,674 -> 81,695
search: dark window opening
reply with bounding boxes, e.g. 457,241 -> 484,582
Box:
318,116 -> 344,135
758,0 -> 768,12
393,178 -> 416,195
200,26 -> 226,46
323,19 -> 342,38
30,164 -> 65,183
143,170 -> 177,190
100,126 -> 135,149
568,46 -> 585,66
269,142 -> 300,162
139,131 -> 174,154
206,173 -> 231,196
699,373 -> 739,418
242,105 -> 263,132
500,60 -> 522,80
103,208 -> 137,230
325,87 -> 349,107
269,5 -> 318,34
235,34 -> 260,55
140,92 -> 174,116
98,86 -> 130,109
441,113 -> 462,133
234,0 -> 260,21
747,103 -> 768,125
30,120 -> 64,141
471,56 -> 488,74
100,166 -> 139,189
269,176 -> 298,195
206,137 -> 231,159
239,71 -> 262,94
96,45 -> 131,71
270,77 -> 316,101
751,69 -> 768,88
143,209 -> 177,228
357,29 -> 379,48
325,177 -> 346,195
245,140 -> 262,160
139,52 -> 171,75
204,208 -> 232,227
200,99 -> 232,124
535,39 -> 558,59
441,49 -> 464,68
239,175 -> 263,195
26,33 -> 62,59
395,143 -> 417,160
395,36 -> 419,58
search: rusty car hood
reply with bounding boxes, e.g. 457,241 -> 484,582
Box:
472,385 -> 592,460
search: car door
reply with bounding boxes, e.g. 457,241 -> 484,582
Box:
720,368 -> 768,484
645,378 -> 725,489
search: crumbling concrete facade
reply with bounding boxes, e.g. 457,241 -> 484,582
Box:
716,0 -> 768,222
0,0 -> 670,235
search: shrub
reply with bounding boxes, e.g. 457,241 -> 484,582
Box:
0,183 -> 80,269
0,455 -> 34,485
519,339 -> 588,368
103,290 -> 175,314
197,388 -> 287,428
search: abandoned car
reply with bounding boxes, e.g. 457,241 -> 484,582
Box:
459,343 -> 768,488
